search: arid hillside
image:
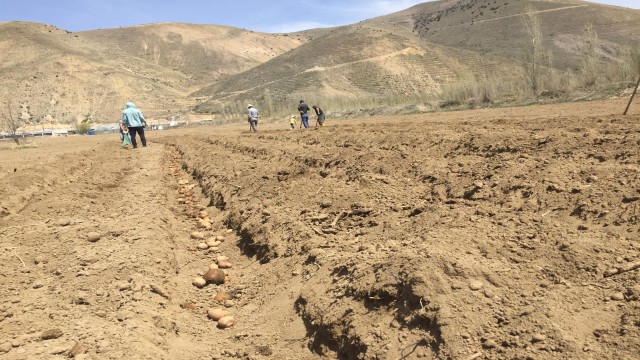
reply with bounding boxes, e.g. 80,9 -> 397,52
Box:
79,23 -> 313,86
192,24 -> 526,114
2,0 -> 640,124
0,21 -> 310,123
194,0 -> 640,115
410,0 -> 640,71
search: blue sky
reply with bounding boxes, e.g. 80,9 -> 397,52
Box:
0,0 -> 638,33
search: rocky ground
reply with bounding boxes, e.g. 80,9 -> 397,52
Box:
1,99 -> 639,359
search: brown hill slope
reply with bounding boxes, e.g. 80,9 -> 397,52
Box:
193,0 -> 640,115
192,23 -> 527,115
0,22 -> 190,124
79,23 -> 310,86
0,22 -> 309,124
3,1 -> 640,124
410,0 -> 640,71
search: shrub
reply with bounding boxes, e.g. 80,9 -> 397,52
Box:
76,122 -> 92,134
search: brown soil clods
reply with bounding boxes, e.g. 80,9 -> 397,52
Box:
1,100 -> 639,359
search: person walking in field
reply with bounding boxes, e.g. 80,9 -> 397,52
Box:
247,104 -> 259,132
121,102 -> 147,148
312,105 -> 325,127
298,100 -> 310,129
289,115 -> 297,129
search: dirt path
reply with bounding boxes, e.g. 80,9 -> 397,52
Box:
466,5 -> 588,26
0,141 -> 319,359
1,143 -> 202,359
423,5 -> 589,31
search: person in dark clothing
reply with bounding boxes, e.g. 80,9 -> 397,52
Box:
312,105 -> 325,127
298,100 -> 310,129
121,102 -> 147,148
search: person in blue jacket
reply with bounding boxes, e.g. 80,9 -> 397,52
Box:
121,102 -> 147,148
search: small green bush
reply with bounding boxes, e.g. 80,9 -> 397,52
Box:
76,122 -> 92,134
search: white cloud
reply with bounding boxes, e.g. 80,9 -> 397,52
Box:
260,0 -> 430,33
592,0 -> 640,8
262,21 -> 336,33
359,0 -> 429,16
316,0 -> 428,17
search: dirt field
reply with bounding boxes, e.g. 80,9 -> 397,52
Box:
1,99 -> 639,360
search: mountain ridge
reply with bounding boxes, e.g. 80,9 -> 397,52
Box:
0,21 -> 311,123
1,0 -> 639,124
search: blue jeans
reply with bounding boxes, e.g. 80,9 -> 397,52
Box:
301,115 -> 309,128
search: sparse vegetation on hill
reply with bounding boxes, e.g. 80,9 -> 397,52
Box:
191,0 -> 640,121
0,21 -> 309,124
0,99 -> 23,144
1,1 -> 640,126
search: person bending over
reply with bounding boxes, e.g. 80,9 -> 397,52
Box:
312,105 -> 325,127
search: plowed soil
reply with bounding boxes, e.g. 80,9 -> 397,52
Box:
1,99 -> 639,360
